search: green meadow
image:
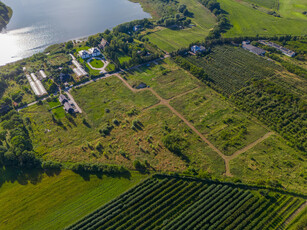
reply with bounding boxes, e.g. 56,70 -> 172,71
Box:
0,169 -> 147,230
146,0 -> 216,52
220,0 -> 307,37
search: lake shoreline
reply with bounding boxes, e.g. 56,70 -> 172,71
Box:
0,0 -> 151,67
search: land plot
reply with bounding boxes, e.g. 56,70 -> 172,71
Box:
170,86 -> 268,155
230,134 -> 306,194
125,59 -> 200,99
145,0 -> 216,52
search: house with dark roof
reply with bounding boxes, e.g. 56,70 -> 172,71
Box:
63,102 -> 74,114
59,94 -> 68,104
133,25 -> 142,32
136,82 -> 147,89
242,41 -> 266,56
78,47 -> 101,59
191,45 -> 206,54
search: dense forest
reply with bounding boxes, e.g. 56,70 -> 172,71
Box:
0,1 -> 12,31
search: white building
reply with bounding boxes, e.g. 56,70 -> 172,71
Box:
78,47 -> 101,59
88,47 -> 101,57
78,50 -> 91,59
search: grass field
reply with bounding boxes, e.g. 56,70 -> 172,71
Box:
230,134 -> 306,194
0,169 -> 147,230
220,0 -> 307,37
47,53 -> 71,67
66,175 -> 305,230
89,59 -> 104,68
118,55 -> 132,64
124,59 -> 200,99
145,0 -> 216,52
21,75 -> 224,174
243,0 -> 278,9
170,86 -> 268,155
106,63 -> 116,72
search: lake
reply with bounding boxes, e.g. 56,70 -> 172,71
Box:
0,0 -> 150,66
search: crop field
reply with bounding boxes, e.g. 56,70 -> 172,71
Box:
170,87 -> 268,155
186,45 -> 279,95
145,0 -> 216,52
124,59 -> 200,99
230,134 -> 306,194
0,169 -> 147,230
66,175 -> 305,230
219,0 -> 307,37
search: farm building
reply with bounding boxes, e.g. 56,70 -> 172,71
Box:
242,41 -> 266,56
39,70 -> 47,79
259,40 -> 296,57
191,45 -> 206,54
26,73 -> 48,96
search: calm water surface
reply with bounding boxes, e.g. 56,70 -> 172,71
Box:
0,0 -> 150,66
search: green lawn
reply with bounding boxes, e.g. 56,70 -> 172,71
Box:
124,59 -> 200,99
47,99 -> 61,109
52,106 -> 66,119
77,57 -> 101,76
106,63 -> 116,72
146,0 -> 216,52
118,55 -> 132,64
89,59 -> 104,68
170,87 -> 269,155
0,169 -> 147,230
220,0 -> 307,37
230,134 -> 306,194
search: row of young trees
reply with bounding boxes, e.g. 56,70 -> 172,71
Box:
232,80 -> 306,151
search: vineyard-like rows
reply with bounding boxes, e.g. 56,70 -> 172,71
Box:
65,176 -> 304,230
186,45 -> 279,95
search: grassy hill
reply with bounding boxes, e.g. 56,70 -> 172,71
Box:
0,169 -> 147,230
0,1 -> 12,31
219,0 -> 307,37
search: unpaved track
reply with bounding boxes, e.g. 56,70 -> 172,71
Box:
226,132 -> 274,161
